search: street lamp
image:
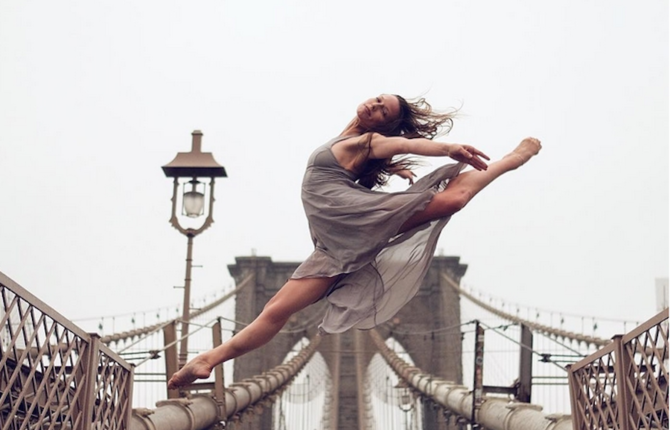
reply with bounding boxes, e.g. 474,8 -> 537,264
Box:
162,130 -> 227,368
395,381 -> 415,430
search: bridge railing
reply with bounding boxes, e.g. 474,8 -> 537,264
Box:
0,271 -> 134,430
567,308 -> 669,430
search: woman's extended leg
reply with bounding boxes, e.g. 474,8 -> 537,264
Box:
399,137 -> 541,233
167,276 -> 337,389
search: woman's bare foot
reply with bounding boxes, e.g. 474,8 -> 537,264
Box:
506,137 -> 542,168
167,356 -> 213,389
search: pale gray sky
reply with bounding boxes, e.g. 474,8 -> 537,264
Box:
1,1 -> 667,333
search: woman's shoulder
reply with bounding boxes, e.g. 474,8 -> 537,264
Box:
335,132 -> 391,147
330,134 -> 363,151
334,133 -> 363,143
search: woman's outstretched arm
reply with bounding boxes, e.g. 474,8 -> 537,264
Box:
368,133 -> 490,171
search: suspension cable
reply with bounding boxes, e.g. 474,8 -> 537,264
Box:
132,316 -> 221,367
443,274 -> 609,346
479,321 -> 568,372
381,319 -> 477,336
100,274 -> 253,345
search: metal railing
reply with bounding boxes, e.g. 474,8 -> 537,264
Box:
0,271 -> 134,430
568,308 -> 668,430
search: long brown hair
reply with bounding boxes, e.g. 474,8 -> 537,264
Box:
357,95 -> 458,189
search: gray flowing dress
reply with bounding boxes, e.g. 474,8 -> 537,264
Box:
291,136 -> 464,334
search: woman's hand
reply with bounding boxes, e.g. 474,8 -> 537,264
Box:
447,144 -> 490,171
394,169 -> 416,185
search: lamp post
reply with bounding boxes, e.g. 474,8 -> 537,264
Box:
395,381 -> 415,430
162,130 -> 227,368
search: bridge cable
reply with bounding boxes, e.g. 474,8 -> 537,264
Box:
100,274 -> 254,345
442,274 -> 609,347
478,321 -> 569,372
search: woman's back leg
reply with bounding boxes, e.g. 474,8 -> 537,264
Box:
167,276 -> 336,388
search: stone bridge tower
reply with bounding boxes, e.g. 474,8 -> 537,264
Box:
228,255 -> 467,430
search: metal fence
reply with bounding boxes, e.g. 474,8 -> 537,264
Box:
568,308 -> 668,430
0,272 -> 134,430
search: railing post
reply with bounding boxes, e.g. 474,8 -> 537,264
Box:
163,320 -> 179,399
212,317 -> 227,421
81,333 -> 101,430
565,363 -> 582,430
518,323 -> 533,403
124,364 -> 136,429
612,334 -> 632,430
471,320 -> 484,430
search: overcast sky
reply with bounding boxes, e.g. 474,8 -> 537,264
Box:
1,0 -> 667,336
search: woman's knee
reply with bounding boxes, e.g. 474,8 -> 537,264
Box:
436,187 -> 473,214
260,277 -> 333,326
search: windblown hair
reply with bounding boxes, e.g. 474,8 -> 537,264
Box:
357,95 -> 458,189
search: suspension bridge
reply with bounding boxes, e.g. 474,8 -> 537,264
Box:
0,255 -> 667,430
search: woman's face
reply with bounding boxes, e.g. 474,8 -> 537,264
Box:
356,94 -> 401,130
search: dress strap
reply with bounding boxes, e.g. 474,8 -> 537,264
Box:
329,134 -> 359,147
